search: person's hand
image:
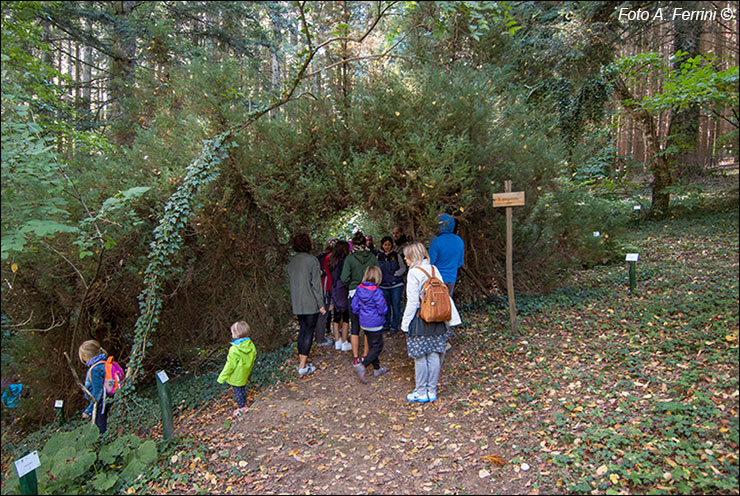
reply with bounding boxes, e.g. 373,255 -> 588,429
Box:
82,412 -> 89,419
319,306 -> 326,315
329,303 -> 334,312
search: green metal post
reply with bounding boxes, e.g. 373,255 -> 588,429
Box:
18,470 -> 37,495
155,371 -> 174,440
55,400 -> 64,426
629,261 -> 636,292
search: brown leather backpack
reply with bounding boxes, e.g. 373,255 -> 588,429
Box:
416,266 -> 452,322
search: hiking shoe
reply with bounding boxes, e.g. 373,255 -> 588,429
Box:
316,338 -> 333,347
298,363 -> 317,376
233,406 -> 249,416
427,392 -> 437,402
407,390 -> 429,403
341,341 -> 352,351
373,367 -> 388,377
352,356 -> 360,365
354,364 -> 367,384
334,339 -> 343,350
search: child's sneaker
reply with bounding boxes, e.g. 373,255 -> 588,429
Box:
427,392 -> 437,402
352,356 -> 360,365
334,339 -> 343,350
233,406 -> 249,416
298,363 -> 317,376
407,389 -> 429,403
354,363 -> 367,384
341,341 -> 352,351
374,367 -> 388,377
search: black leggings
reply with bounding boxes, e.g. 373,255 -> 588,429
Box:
332,308 -> 350,323
297,313 -> 319,355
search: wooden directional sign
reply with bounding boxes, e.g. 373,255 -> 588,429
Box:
492,181 -> 525,334
492,191 -> 525,207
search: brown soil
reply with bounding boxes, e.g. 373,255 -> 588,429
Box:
157,332 -> 550,495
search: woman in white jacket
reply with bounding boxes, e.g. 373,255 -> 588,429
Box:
400,242 -> 461,403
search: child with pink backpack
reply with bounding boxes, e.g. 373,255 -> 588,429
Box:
79,340 -> 125,434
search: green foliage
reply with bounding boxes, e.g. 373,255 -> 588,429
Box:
0,94 -> 76,259
610,51 -> 739,118
4,424 -> 158,495
527,185 -> 629,269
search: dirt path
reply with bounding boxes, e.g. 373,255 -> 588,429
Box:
164,331 -> 547,495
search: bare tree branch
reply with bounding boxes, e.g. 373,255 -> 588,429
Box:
64,351 -> 97,425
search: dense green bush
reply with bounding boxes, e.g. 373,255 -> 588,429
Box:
3,424 -> 157,495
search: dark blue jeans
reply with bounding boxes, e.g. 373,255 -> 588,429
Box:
233,385 -> 247,408
382,286 -> 403,331
94,398 -> 109,434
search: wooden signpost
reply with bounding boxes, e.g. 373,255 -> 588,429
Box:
492,180 -> 525,334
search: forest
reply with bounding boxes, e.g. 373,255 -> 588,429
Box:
1,1 -> 738,494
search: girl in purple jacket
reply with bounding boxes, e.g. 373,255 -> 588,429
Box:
351,266 -> 388,383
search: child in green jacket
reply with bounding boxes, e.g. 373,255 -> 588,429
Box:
217,321 -> 257,416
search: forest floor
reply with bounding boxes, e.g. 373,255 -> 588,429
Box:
138,191 -> 739,494
1,174 -> 737,495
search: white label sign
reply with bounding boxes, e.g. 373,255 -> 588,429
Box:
54,400 -> 63,408
625,253 -> 639,262
156,370 -> 169,383
593,231 -> 600,237
633,205 -> 642,211
15,451 -> 40,478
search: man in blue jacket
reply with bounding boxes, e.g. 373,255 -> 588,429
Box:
428,213 -> 464,298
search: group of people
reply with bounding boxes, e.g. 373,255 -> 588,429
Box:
285,213 -> 465,403
76,214 -> 465,428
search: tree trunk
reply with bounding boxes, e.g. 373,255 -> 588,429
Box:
610,75 -> 673,218
109,1 -> 138,146
82,4 -> 93,110
668,1 -> 703,178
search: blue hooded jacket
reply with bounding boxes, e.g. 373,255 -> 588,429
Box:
428,213 -> 464,283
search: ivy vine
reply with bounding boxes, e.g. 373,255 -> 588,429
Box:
120,130 -> 234,395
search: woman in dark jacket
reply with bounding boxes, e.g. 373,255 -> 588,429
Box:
329,241 -> 351,351
377,236 -> 406,335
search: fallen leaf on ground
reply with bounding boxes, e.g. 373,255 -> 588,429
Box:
482,454 -> 506,466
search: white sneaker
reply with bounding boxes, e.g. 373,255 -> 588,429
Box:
341,341 -> 352,351
335,339 -> 343,350
407,389 -> 429,403
298,363 -> 317,376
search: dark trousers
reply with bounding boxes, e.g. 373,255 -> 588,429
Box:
94,398 -> 108,434
233,385 -> 247,408
445,282 -> 456,299
382,286 -> 403,331
361,331 -> 383,369
314,292 -> 332,342
444,282 -> 456,341
349,296 -> 361,336
297,313 -> 319,355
